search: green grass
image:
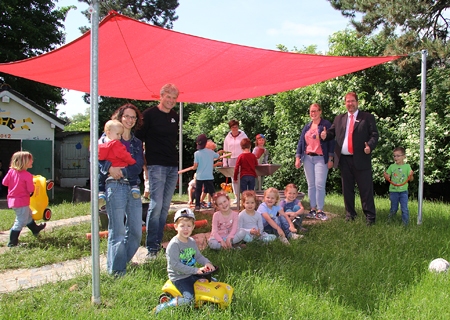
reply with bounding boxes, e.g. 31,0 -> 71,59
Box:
1,193 -> 450,319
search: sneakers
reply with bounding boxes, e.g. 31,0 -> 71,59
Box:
280,236 -> 290,245
292,216 -> 303,228
316,211 -> 328,221
290,233 -> 304,240
145,252 -> 158,261
305,210 -> 316,219
98,193 -> 106,209
131,186 -> 140,199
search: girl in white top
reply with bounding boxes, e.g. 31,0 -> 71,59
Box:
238,190 -> 276,243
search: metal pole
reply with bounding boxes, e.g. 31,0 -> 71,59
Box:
89,0 -> 101,304
179,102 -> 183,196
417,49 -> 427,225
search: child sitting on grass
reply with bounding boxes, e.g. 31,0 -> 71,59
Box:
238,190 -> 276,243
208,191 -> 246,249
257,187 -> 302,245
153,208 -> 215,315
279,183 -> 308,232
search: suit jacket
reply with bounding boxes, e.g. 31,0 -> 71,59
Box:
326,111 -> 378,170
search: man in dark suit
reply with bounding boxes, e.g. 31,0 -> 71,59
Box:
321,92 -> 379,225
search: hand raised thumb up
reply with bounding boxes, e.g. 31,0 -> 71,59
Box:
320,127 -> 327,140
364,142 -> 371,154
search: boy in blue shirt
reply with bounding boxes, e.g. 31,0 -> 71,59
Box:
193,134 -> 219,211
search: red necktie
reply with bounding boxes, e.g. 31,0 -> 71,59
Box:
348,114 -> 354,154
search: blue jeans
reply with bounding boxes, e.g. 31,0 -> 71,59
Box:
11,206 -> 33,231
240,175 -> 256,192
263,215 -> 292,238
146,165 -> 178,253
106,179 -> 142,276
303,155 -> 329,210
389,191 -> 409,225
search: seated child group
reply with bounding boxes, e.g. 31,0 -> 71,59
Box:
191,133 -> 307,249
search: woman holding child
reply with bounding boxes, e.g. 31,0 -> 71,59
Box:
295,103 -> 335,221
99,104 -> 144,276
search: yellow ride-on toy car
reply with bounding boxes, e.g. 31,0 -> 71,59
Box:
158,266 -> 233,309
30,175 -> 54,221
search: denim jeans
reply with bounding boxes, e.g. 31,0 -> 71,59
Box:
146,165 -> 178,253
240,175 -> 256,192
11,206 -> 33,231
208,229 -> 247,249
303,155 -> 329,210
389,191 -> 409,225
262,215 -> 292,239
105,178 -> 142,276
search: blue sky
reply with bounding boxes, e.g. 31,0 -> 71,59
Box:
57,0 -> 351,117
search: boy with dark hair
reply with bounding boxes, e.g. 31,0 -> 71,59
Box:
233,138 -> 258,193
193,134 -> 220,211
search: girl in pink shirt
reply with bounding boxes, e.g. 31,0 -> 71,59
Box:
208,191 -> 246,250
2,151 -> 46,247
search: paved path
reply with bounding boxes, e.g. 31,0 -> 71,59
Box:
0,202 -> 209,294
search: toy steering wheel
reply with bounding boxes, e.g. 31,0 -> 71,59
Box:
195,266 -> 219,281
386,172 -> 413,187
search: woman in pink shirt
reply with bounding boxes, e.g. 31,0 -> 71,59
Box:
294,104 -> 335,221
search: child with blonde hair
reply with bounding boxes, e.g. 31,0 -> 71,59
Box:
257,187 -> 301,245
2,151 -> 46,247
208,191 -> 246,249
98,119 -> 139,208
280,184 -> 307,232
238,190 -> 276,243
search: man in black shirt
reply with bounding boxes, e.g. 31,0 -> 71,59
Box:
136,84 -> 180,259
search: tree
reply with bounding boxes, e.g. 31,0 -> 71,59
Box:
79,0 -> 179,31
328,0 -> 450,59
0,0 -> 70,112
63,111 -> 90,132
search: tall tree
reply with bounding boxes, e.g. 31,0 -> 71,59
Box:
0,0 -> 69,112
79,0 -> 179,30
328,0 -> 450,59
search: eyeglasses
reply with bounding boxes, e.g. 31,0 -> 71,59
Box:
123,115 -> 137,121
393,154 -> 404,158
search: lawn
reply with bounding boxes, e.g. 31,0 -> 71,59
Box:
0,192 -> 449,319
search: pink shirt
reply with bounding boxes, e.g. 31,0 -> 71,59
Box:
209,210 -> 239,241
2,169 -> 34,208
305,126 -> 324,155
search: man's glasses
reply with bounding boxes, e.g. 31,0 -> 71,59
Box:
123,115 -> 137,121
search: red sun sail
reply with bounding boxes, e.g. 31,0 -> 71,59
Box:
0,11 -> 402,103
